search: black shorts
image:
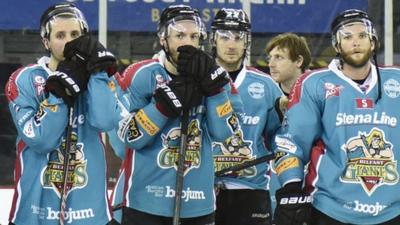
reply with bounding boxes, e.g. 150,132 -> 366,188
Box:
215,189 -> 272,225
311,207 -> 400,225
121,207 -> 215,225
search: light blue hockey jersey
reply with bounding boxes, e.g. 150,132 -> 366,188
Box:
109,54 -> 242,218
213,66 -> 282,190
5,57 -> 118,225
274,59 -> 400,224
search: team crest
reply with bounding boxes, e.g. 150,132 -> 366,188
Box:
383,78 -> 400,98
157,119 -> 202,175
213,130 -> 256,177
248,82 -> 265,99
41,132 -> 88,198
341,128 -> 398,196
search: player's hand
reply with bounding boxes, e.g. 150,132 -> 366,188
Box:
274,182 -> 312,225
177,45 -> 230,96
154,76 -> 202,118
45,60 -> 89,107
64,34 -> 117,76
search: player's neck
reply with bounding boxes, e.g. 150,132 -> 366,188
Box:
280,81 -> 294,95
164,57 -> 179,76
281,72 -> 301,95
342,62 -> 371,80
48,57 -> 58,72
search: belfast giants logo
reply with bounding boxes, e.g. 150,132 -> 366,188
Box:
340,128 -> 398,196
41,132 -> 88,198
213,129 -> 256,177
157,119 -> 202,175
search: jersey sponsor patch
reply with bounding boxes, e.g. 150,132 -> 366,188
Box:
216,101 -> 233,118
23,120 -> 35,138
355,98 -> 374,109
275,157 -> 300,175
275,136 -> 297,153
34,75 -> 46,96
335,112 -> 397,127
240,113 -> 260,125
324,82 -> 344,99
34,104 -> 47,126
108,80 -> 116,92
135,109 -> 159,136
127,117 -> 142,142
227,113 -> 239,132
349,200 -> 387,216
340,128 -> 398,196
383,78 -> 400,98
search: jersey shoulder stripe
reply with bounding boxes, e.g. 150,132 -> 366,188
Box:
288,68 -> 329,109
5,64 -> 40,102
120,59 -> 159,91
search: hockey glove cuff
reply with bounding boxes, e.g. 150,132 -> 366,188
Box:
154,76 -> 202,118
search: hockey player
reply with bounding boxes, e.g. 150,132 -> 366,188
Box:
5,3 -> 119,225
210,8 -> 282,225
273,9 -> 400,225
109,5 -> 240,225
264,33 -> 311,220
265,32 -> 311,120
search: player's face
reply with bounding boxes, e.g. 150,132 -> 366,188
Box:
268,47 -> 300,84
215,30 -> 246,66
46,18 -> 82,63
337,22 -> 374,68
165,20 -> 201,63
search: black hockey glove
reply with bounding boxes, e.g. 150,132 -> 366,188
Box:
64,34 -> 117,76
154,76 -> 202,118
45,60 -> 89,107
177,45 -> 230,96
274,182 -> 312,225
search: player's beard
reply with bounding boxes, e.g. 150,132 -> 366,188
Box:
217,52 -> 244,70
341,48 -> 372,68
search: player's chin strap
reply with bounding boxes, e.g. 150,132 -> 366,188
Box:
162,41 -> 179,69
373,53 -> 381,103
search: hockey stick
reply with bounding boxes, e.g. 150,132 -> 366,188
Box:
172,107 -> 190,225
215,154 -> 275,177
59,106 -> 74,225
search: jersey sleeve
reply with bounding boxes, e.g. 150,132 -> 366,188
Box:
205,82 -> 243,142
113,64 -> 168,150
5,68 -> 68,153
263,80 -> 283,148
273,75 -> 322,186
86,71 -> 119,131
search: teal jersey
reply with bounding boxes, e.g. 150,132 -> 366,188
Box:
6,57 -> 118,225
108,54 -> 242,218
274,60 -> 400,224
214,66 -> 282,190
